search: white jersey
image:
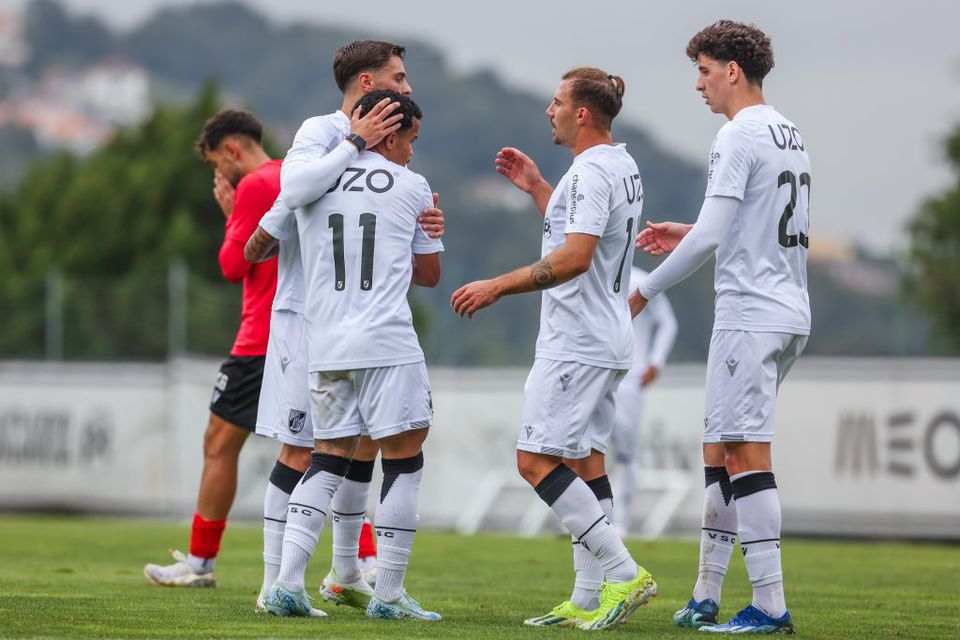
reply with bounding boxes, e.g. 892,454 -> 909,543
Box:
536,143 -> 643,369
297,151 -> 443,371
626,267 -> 677,376
260,111 -> 352,313
706,104 -> 811,334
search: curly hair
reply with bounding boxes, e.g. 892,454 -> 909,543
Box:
561,67 -> 625,129
354,90 -> 422,132
194,109 -> 262,156
686,20 -> 774,87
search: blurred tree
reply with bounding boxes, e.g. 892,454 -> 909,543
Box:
0,83 -> 240,358
906,122 -> 960,353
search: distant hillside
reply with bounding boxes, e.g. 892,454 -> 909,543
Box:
5,0 -> 935,364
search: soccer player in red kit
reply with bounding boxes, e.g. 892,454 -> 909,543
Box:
144,109 -> 283,586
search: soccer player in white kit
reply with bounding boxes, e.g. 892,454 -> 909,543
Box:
452,67 -> 656,631
630,21 -> 810,634
244,41 -> 444,615
265,90 -> 444,622
610,266 -> 677,536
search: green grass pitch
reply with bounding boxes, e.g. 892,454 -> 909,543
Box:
0,515 -> 956,638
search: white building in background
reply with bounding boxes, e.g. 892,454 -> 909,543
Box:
0,9 -> 28,68
0,60 -> 152,155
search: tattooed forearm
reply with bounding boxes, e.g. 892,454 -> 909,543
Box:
530,259 -> 558,290
244,227 -> 279,263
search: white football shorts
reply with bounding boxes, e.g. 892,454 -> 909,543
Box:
517,358 -> 626,459
703,330 -> 807,443
308,361 -> 433,441
255,308 -> 312,448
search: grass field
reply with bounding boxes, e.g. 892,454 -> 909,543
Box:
0,515 -> 956,638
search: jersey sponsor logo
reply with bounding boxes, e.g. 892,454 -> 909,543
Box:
287,409 -> 307,434
569,174 -> 581,223
725,358 -> 739,377
622,173 -> 641,205
559,372 -> 572,391
325,167 -> 397,194
768,123 -> 806,151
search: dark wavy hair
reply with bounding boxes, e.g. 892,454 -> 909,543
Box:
354,90 -> 422,132
687,20 -> 774,87
561,67 -> 625,130
333,40 -> 406,92
194,109 -> 262,156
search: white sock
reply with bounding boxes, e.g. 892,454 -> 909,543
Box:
331,459 -> 374,582
276,453 -> 350,592
693,466 -> 738,605
186,554 -> 214,574
261,461 -> 303,598
536,464 -> 637,583
732,471 -> 786,618
571,476 -> 614,610
375,453 -> 424,603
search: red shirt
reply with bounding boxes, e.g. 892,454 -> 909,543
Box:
218,159 -> 280,356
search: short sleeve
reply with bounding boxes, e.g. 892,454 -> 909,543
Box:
258,196 -> 296,241
284,116 -> 344,164
704,122 -> 755,200
411,177 -> 444,255
225,173 -> 277,244
564,160 -> 611,237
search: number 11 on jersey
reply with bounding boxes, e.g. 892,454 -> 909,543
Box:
328,212 -> 378,291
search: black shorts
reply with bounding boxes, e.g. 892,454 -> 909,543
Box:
209,355 -> 265,431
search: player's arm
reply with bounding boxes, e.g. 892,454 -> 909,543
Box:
219,176 -> 275,282
245,226 -> 279,262
450,233 -> 598,318
412,252 -> 441,287
495,147 -> 553,216
244,196 -> 293,263
281,101 -> 403,209
629,196 -> 739,316
641,294 -> 679,386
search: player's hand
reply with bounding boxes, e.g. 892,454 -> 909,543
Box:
640,365 -> 660,388
350,97 -> 403,149
628,289 -> 648,318
213,170 -> 234,217
418,192 -> 444,239
635,220 -> 692,256
451,279 -> 501,318
495,147 -> 545,193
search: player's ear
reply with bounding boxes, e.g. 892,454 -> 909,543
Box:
222,138 -> 242,160
357,71 -> 374,93
727,61 -> 740,83
383,131 -> 397,149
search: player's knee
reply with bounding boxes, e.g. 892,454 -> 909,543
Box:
516,451 -> 552,485
203,415 -> 247,462
278,444 -> 312,472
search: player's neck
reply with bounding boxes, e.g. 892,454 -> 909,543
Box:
724,88 -> 766,120
241,147 -> 272,175
340,89 -> 365,117
570,129 -> 613,156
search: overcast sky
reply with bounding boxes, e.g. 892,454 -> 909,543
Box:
5,0 -> 959,253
